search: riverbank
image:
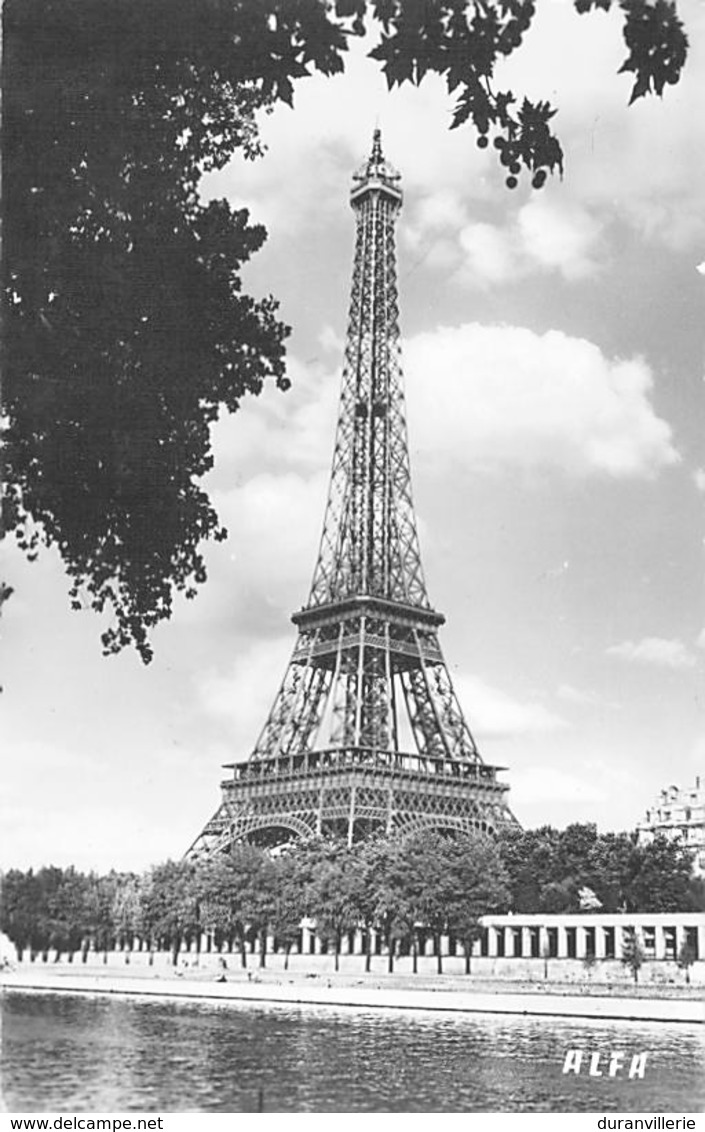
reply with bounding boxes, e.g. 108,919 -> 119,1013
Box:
2,965 -> 703,1023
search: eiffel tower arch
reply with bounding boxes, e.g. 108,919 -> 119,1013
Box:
188,132 -> 517,857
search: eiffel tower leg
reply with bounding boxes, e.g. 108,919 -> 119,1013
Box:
347,784 -> 356,848
405,628 -> 481,762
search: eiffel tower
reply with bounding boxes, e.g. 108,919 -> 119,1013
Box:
189,131 -> 515,856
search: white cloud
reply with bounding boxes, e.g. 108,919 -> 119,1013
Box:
497,1 -> 705,252
208,354 -> 338,479
404,323 -> 680,478
413,189 -> 468,233
212,470 -> 328,609
455,674 -> 567,739
557,684 -> 604,708
510,765 -> 604,807
318,324 -> 345,357
687,733 -> 705,769
696,628 -> 705,651
457,198 -> 603,285
0,797 -> 183,873
459,222 -> 516,284
170,356 -> 337,629
606,637 -> 698,670
198,637 -> 293,748
517,198 -> 602,279
693,468 -> 705,493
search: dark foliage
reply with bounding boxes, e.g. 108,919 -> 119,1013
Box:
361,0 -> 687,188
497,824 -> 703,914
0,831 -> 509,964
2,0 -> 300,661
2,1 -> 688,661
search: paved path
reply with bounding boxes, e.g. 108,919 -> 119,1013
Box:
2,969 -> 702,1024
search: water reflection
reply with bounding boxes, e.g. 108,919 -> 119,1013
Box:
2,992 -> 703,1113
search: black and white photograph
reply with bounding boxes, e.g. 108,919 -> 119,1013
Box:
1,0 -> 704,1119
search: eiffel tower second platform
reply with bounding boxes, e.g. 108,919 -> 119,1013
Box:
188,132 -> 516,855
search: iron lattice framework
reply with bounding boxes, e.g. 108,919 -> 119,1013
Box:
189,132 -> 516,856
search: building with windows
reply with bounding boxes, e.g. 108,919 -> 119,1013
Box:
637,776 -> 705,876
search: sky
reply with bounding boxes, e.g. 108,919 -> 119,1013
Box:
2,0 -> 704,873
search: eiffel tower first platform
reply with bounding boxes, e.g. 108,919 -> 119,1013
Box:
188,132 -> 516,856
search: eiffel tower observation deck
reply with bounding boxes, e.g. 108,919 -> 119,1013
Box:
189,131 -> 516,856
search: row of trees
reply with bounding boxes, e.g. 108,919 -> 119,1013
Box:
0,831 -> 508,973
1,826 -> 701,972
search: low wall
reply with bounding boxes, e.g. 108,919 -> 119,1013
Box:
10,947 -> 705,986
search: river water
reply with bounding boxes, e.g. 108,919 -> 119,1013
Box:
1,991 -> 703,1113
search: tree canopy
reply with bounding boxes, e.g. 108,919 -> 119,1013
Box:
0,830 -> 511,965
496,823 -> 701,914
2,0 -> 688,660
1,824 -> 701,966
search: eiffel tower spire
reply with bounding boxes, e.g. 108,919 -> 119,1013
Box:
188,132 -> 516,855
308,128 -> 426,610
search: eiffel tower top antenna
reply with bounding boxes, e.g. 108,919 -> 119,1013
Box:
187,131 -> 516,855
352,126 -> 398,191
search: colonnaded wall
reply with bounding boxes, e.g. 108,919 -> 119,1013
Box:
6,913 -> 704,987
